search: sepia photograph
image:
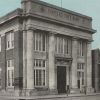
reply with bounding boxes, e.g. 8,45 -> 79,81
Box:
0,0 -> 100,100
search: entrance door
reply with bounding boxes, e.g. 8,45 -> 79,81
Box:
57,66 -> 66,93
78,80 -> 80,89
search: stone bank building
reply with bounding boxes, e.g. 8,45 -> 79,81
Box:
0,0 -> 96,96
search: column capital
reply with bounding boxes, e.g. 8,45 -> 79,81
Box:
49,31 -> 57,35
27,27 -> 37,31
87,40 -> 93,44
72,37 -> 79,41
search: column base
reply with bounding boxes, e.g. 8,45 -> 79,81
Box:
86,87 -> 94,93
21,89 -> 37,96
49,89 -> 58,95
70,88 -> 80,94
21,88 -> 57,96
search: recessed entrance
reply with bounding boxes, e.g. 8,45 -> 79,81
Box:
57,66 -> 66,93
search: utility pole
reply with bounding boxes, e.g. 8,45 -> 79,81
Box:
61,0 -> 62,7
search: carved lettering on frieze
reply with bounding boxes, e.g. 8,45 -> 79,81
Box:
31,3 -> 91,28
47,7 -> 80,22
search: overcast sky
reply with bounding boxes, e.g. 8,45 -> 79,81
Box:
0,0 -> 100,49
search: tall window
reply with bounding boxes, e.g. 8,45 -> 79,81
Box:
34,32 -> 47,52
7,60 -> 14,87
6,31 -> 14,49
55,36 -> 72,54
34,59 -> 46,87
77,63 -> 85,88
78,41 -> 86,57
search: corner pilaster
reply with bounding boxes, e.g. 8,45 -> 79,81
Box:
23,28 -> 35,96
70,37 -> 79,93
48,32 -> 57,94
86,41 -> 94,93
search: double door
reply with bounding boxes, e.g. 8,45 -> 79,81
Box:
57,66 -> 66,93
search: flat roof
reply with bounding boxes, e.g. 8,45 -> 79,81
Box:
0,8 -> 22,25
21,0 -> 92,20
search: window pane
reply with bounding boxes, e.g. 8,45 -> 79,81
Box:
56,36 -> 71,54
43,70 -> 45,86
34,59 -> 46,87
12,60 -> 14,67
12,70 -> 14,86
36,70 -> 38,86
34,70 -> 36,86
34,32 -> 46,52
39,60 -> 41,67
36,60 -> 38,67
7,60 -> 10,67
55,37 -> 57,52
7,59 -> 14,87
39,70 -> 41,86
11,33 -> 14,47
43,60 -> 45,67
6,33 -> 10,49
39,34 -> 41,51
6,31 -> 14,49
42,34 -> 45,51
8,70 -> 10,86
36,34 -> 38,50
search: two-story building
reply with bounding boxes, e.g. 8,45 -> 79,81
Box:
0,0 -> 96,96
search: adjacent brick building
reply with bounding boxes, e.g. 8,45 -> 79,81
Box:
0,0 -> 96,96
92,49 -> 100,92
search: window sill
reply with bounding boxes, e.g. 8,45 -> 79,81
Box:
77,56 -> 85,59
34,50 -> 47,53
6,86 -> 14,90
35,86 -> 48,90
6,47 -> 14,51
55,53 -> 71,58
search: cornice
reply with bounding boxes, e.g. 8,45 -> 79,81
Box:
21,0 -> 92,20
25,13 -> 96,34
0,8 -> 23,25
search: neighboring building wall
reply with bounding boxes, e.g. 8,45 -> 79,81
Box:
92,49 -> 100,92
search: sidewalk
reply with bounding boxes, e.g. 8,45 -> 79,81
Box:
0,93 -> 100,100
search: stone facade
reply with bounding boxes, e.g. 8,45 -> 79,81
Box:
0,0 -> 96,96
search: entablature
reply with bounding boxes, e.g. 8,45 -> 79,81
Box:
21,0 -> 96,34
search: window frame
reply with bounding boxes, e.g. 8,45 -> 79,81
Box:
78,40 -> 86,57
7,59 -> 14,88
6,31 -> 14,50
34,59 -> 46,87
55,36 -> 72,55
77,63 -> 85,87
34,31 -> 47,52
